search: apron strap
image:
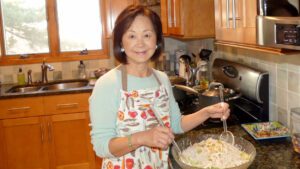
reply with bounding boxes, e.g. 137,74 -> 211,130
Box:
121,65 -> 128,91
120,65 -> 162,91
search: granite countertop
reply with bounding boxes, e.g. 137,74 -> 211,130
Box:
171,125 -> 300,169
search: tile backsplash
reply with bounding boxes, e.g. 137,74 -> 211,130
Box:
214,45 -> 300,128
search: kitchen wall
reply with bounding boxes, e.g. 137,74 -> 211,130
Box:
1,36 -> 299,128
166,38 -> 300,129
213,45 -> 300,128
0,37 -> 187,84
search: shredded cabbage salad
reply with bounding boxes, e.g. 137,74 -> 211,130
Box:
180,138 -> 251,169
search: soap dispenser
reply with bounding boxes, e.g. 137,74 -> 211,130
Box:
78,60 -> 87,79
17,68 -> 26,85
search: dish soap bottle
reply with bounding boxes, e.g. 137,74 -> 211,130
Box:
78,60 -> 87,79
17,68 -> 26,85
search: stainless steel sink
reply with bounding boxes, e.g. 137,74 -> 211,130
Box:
42,80 -> 89,91
5,79 -> 90,94
6,85 -> 42,93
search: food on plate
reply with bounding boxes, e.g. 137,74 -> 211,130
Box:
180,138 -> 251,169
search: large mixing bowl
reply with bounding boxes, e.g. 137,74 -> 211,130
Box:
172,134 -> 256,169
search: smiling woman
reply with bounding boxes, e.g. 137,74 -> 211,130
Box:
0,0 -> 107,65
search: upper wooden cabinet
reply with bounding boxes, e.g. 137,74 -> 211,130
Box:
104,0 -> 136,37
214,0 -> 257,44
164,0 -> 215,38
105,0 -> 215,39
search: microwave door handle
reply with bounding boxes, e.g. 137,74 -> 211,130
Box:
232,0 -> 236,29
226,0 -> 230,28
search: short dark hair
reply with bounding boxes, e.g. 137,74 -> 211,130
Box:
113,5 -> 164,64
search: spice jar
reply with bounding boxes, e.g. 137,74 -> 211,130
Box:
291,107 -> 300,153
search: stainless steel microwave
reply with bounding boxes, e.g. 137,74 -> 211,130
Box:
257,0 -> 300,50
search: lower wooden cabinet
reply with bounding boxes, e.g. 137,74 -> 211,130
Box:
0,117 -> 49,169
0,93 -> 100,169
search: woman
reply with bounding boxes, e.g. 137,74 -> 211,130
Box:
89,5 -> 230,169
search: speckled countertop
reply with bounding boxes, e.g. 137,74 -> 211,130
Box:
171,125 -> 300,169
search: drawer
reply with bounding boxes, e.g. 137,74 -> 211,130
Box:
0,97 -> 44,119
44,93 -> 90,115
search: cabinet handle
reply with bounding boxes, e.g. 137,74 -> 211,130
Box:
56,103 -> 79,109
173,0 -> 177,27
40,123 -> 44,143
167,0 -> 172,27
7,106 -> 31,112
232,0 -> 236,29
48,122 -> 52,142
226,0 -> 230,28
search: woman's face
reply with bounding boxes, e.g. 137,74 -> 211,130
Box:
122,15 -> 157,65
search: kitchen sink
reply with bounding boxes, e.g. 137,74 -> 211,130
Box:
5,79 -> 90,94
42,80 -> 89,91
6,85 -> 42,93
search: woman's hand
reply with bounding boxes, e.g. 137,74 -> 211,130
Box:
203,102 -> 230,120
136,126 -> 174,150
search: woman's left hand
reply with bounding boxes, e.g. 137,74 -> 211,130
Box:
203,102 -> 230,120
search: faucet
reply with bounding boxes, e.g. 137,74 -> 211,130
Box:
41,61 -> 54,83
27,69 -> 33,85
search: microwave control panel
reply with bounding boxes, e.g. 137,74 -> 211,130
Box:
275,24 -> 300,46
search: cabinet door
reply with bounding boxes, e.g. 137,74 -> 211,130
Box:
48,113 -> 95,169
215,0 -> 256,44
104,0 -> 135,37
0,117 -> 49,169
166,0 -> 215,38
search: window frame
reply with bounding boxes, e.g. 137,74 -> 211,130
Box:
0,0 -> 108,66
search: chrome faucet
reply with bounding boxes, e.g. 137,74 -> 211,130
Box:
27,69 -> 33,85
41,61 -> 54,83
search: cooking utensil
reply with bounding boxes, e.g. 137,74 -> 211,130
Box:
171,134 -> 256,169
150,104 -> 182,154
173,83 -> 242,110
218,85 -> 235,145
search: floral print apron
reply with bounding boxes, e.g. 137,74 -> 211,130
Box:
101,66 -> 171,169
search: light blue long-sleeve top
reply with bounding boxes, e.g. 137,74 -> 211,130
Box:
89,67 -> 183,158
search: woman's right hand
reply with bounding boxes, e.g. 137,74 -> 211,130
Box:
135,126 -> 175,150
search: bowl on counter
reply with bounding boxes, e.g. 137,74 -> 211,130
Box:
171,134 -> 256,169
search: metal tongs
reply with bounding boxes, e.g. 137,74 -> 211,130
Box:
218,84 -> 235,145
208,82 -> 235,145
151,104 -> 182,154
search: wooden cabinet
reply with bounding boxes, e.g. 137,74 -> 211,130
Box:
104,0 -> 136,37
164,0 -> 215,38
0,93 -> 98,169
0,117 -> 49,169
105,0 -> 215,39
0,97 -> 44,120
214,0 -> 256,44
48,113 -> 95,169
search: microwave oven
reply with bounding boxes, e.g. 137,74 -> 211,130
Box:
257,0 -> 300,50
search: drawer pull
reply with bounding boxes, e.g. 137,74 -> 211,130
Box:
8,107 -> 31,112
56,103 -> 79,109
40,123 -> 44,143
48,122 -> 52,142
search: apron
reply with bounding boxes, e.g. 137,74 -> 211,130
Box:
101,65 -> 171,169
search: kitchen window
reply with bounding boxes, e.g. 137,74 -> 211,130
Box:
0,0 -> 107,65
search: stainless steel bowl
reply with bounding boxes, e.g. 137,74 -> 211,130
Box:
172,134 -> 256,169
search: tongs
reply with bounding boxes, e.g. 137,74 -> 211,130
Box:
151,105 -> 182,154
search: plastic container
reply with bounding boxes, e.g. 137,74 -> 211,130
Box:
78,60 -> 87,79
17,68 -> 26,85
291,107 -> 300,153
196,60 -> 209,90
